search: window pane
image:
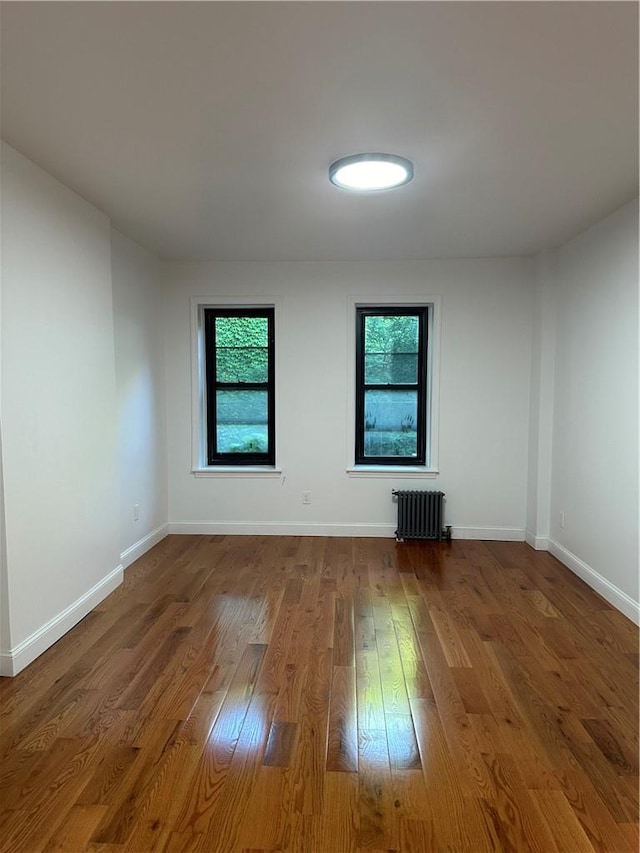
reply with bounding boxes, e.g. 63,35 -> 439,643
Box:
364,315 -> 419,384
216,390 -> 268,454
216,347 -> 268,383
216,316 -> 268,383
215,316 -> 268,348
364,389 -> 417,457
364,352 -> 417,384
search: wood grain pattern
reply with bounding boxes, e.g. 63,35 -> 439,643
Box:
0,535 -> 637,852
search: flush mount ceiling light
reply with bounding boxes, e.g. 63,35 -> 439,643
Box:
329,153 -> 413,192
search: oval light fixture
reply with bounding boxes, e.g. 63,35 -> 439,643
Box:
329,153 -> 413,192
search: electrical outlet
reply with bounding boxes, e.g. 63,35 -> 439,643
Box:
302,491 -> 311,505
134,503 -> 140,522
559,511 -> 565,529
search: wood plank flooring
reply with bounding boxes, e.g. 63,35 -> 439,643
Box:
0,535 -> 638,852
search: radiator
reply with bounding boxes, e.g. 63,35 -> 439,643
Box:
392,490 -> 450,542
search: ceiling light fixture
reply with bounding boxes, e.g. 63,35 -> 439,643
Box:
329,153 -> 413,192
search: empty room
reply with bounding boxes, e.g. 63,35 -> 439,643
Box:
0,2 -> 638,852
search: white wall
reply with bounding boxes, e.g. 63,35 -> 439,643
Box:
112,229 -> 168,565
0,197 -> 9,653
0,423 -> 10,658
163,259 -> 534,537
549,199 -> 639,616
526,252 -> 558,546
0,143 -> 121,673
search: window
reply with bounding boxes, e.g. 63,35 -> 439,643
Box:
203,307 -> 275,466
355,306 -> 429,465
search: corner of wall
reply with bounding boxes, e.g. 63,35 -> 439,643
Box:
526,249 -> 558,542
547,198 -> 639,615
111,229 -> 169,563
0,422 -> 12,668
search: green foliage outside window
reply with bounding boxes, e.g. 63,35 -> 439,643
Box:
364,314 -> 418,354
364,315 -> 419,385
215,317 -> 268,383
215,316 -> 267,348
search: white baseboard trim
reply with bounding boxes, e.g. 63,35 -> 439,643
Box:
452,526 -> 525,541
0,564 -> 123,677
120,523 -> 169,569
169,521 -> 525,541
169,521 -> 398,537
547,539 -> 640,626
525,529 -> 551,550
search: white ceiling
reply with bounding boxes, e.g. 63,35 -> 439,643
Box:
1,1 -> 637,262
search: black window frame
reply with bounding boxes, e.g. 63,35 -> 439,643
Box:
355,306 -> 428,466
204,307 -> 275,466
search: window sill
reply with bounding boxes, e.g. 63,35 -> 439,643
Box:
192,467 -> 283,478
346,466 -> 439,478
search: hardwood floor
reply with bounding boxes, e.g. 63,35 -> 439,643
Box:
0,535 -> 637,852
